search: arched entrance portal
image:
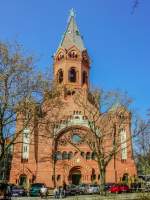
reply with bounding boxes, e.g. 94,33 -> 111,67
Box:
19,174 -> 27,186
69,167 -> 81,185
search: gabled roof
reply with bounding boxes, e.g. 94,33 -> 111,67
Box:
58,9 -> 85,52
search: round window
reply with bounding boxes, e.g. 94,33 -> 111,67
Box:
71,134 -> 81,144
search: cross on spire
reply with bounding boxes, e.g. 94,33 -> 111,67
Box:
70,8 -> 75,17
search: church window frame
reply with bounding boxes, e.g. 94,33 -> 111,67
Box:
81,152 -> 85,158
82,71 -> 88,84
62,151 -> 68,160
68,67 -> 77,83
57,69 -> 63,84
68,151 -> 73,160
57,52 -> 64,61
91,152 -> 97,160
86,152 -> 91,160
68,50 -> 78,59
120,129 -> 127,160
57,175 -> 61,181
55,151 -> 62,160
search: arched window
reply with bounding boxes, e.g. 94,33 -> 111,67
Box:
81,152 -> 85,158
55,151 -> 62,160
82,71 -> 88,84
120,129 -> 127,160
68,151 -> 73,160
122,173 -> 129,182
69,50 -> 78,59
68,68 -> 76,82
57,69 -> 63,83
86,152 -> 91,160
57,52 -> 64,61
19,175 -> 27,186
62,151 -> 68,160
91,152 -> 97,160
57,175 -> 61,181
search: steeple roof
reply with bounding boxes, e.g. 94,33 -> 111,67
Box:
58,9 -> 85,51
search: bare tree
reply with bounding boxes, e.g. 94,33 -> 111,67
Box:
134,115 -> 150,175
0,41 -> 50,164
132,0 -> 140,14
72,88 -> 134,194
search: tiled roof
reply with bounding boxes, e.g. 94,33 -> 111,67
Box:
58,9 -> 85,51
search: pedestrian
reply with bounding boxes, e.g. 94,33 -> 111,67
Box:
63,182 -> 67,197
40,185 -> 47,199
53,187 -> 59,199
59,186 -> 63,199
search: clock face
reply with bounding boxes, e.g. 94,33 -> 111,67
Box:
71,134 -> 81,144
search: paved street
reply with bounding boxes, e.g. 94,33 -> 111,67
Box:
10,193 -> 150,200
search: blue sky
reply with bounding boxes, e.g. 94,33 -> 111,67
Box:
0,0 -> 149,118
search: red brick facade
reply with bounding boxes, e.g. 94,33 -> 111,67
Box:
9,11 -> 136,188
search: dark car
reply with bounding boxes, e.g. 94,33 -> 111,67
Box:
0,183 -> 11,200
65,184 -> 78,196
29,183 -> 47,197
10,186 -> 26,197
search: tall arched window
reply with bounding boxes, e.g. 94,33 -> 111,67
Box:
91,152 -> 97,160
62,151 -> 68,160
55,151 -> 62,160
120,129 -> 127,160
81,152 -> 85,158
68,67 -> 76,82
82,71 -> 88,84
68,151 -> 73,160
57,69 -> 63,83
86,152 -> 91,160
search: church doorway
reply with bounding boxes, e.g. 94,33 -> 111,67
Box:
69,167 -> 81,185
19,174 -> 27,186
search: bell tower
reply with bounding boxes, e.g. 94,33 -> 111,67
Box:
53,9 -> 90,93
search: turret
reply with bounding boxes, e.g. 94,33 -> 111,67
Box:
53,9 -> 90,93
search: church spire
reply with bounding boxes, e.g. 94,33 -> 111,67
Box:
59,9 -> 85,51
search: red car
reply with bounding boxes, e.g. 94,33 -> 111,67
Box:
108,184 -> 130,193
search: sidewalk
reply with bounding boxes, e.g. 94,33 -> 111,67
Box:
11,193 -> 150,200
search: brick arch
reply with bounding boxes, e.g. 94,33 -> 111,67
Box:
16,167 -> 35,181
55,125 -> 90,141
63,156 -> 92,176
67,46 -> 81,58
54,125 -> 91,150
55,48 -> 66,61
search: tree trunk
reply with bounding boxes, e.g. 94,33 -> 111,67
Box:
99,165 -> 106,195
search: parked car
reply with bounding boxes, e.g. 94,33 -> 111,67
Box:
10,185 -> 27,197
65,184 -> 78,196
77,183 -> 88,194
0,183 -> 11,200
108,184 -> 130,193
86,184 -> 99,194
104,183 -> 115,191
29,183 -> 47,197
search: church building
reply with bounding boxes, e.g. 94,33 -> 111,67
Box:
9,10 -> 136,187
